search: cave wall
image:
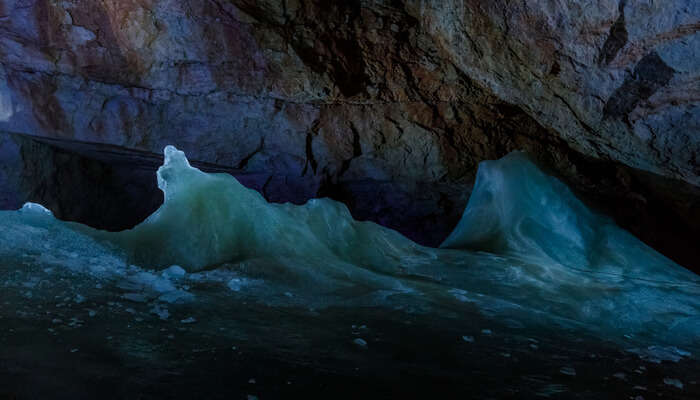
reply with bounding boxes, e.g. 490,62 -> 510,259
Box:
0,0 -> 698,269
0,132 -> 163,230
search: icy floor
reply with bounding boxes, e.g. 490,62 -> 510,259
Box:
1,147 -> 699,398
1,275 -> 698,399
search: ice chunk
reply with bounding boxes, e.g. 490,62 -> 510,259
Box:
449,288 -> 471,302
158,290 -> 193,304
227,278 -> 245,292
560,367 -> 576,376
150,304 -> 170,320
627,346 -> 692,363
19,202 -> 53,216
353,338 -> 368,347
161,265 -> 186,279
664,378 -> 683,389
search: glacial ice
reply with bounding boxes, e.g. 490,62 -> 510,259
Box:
441,152 -> 693,283
0,146 -> 699,352
664,378 -> 684,389
627,346 -> 693,363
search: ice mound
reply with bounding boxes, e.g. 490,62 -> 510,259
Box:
1,146 -> 698,351
104,145 -> 428,272
441,152 -> 692,282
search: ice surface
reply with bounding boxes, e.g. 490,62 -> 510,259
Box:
1,146 -> 699,352
441,152 -> 693,282
353,338 -> 368,347
664,378 -> 684,389
104,146 -> 429,273
559,367 -> 576,376
627,346 -> 693,363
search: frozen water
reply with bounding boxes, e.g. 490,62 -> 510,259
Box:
441,152 -> 694,284
627,346 -> 693,363
353,338 -> 368,347
162,265 -> 186,279
664,378 -> 684,389
559,367 -> 576,376
0,146 -> 699,354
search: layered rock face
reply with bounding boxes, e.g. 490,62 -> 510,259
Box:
0,1 -> 698,269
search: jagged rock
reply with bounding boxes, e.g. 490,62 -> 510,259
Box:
0,0 -> 698,269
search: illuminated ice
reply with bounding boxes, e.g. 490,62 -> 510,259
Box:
441,152 -> 691,283
0,146 -> 698,353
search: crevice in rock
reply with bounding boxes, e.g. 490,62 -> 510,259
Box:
604,52 -> 676,124
302,120 -> 320,176
236,137 -> 265,169
350,123 -> 363,158
598,0 -> 628,65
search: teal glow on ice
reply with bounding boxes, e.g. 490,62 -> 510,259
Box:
1,146 -> 698,350
442,152 -> 692,283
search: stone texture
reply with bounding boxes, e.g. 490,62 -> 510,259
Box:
0,0 -> 698,269
0,132 -> 163,230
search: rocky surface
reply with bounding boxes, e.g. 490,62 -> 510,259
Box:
0,0 -> 698,269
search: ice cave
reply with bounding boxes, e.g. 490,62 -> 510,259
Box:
1,1 -> 699,398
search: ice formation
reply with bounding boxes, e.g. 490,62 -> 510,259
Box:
102,146 -> 428,272
441,152 -> 691,283
1,146 -> 699,352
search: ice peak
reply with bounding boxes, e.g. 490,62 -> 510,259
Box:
163,145 -> 192,170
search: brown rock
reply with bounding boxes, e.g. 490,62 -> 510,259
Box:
0,0 -> 698,270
